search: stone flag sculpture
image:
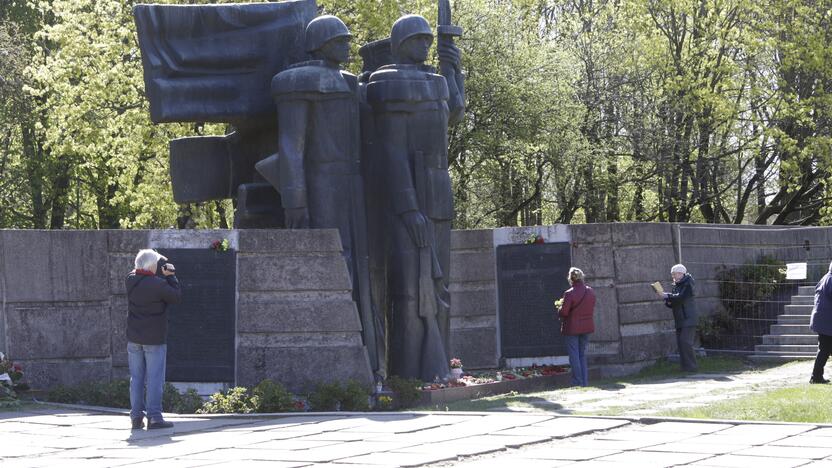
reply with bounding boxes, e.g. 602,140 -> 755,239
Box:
134,0 -> 316,226
134,0 -> 465,384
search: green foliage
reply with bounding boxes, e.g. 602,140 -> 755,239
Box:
716,256 -> 784,315
45,379 -> 131,408
2,0 -> 831,228
698,311 -> 737,349
662,384 -> 832,423
385,375 -> 423,409
340,380 -> 371,412
44,379 -> 203,413
163,384 -> 204,414
308,380 -> 371,411
307,382 -> 342,411
251,379 -> 295,413
199,387 -> 255,414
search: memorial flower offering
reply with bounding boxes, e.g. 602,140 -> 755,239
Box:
210,239 -> 230,252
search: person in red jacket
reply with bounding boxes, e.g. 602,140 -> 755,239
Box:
558,267 -> 596,386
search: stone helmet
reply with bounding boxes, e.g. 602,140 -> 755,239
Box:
305,15 -> 352,53
390,14 -> 433,56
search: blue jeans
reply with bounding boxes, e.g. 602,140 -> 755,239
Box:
566,334 -> 589,387
127,342 -> 167,422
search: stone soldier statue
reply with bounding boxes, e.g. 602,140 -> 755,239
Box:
256,15 -> 384,376
366,14 -> 465,381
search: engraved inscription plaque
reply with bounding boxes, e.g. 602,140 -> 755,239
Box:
157,248 -> 236,382
497,242 -> 572,358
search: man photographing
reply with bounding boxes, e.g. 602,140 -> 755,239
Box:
126,249 -> 182,430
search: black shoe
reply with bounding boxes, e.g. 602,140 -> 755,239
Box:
810,377 -> 830,384
131,417 -> 144,430
147,419 -> 174,429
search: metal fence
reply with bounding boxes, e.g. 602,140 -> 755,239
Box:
678,226 -> 831,353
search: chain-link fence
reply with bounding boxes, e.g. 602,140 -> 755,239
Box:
678,226 -> 831,354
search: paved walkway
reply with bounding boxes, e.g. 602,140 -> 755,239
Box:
2,361 -> 829,468
3,406 -> 832,467
486,360 -> 813,416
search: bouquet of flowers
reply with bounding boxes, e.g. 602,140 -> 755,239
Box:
554,298 -> 564,311
210,239 -> 230,252
449,358 -> 463,369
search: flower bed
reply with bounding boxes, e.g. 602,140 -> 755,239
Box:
419,365 -> 571,406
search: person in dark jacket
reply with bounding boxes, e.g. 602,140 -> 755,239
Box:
126,249 -> 181,430
558,267 -> 596,387
809,261 -> 832,384
661,264 -> 698,372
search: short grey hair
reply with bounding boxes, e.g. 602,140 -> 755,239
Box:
568,267 -> 584,283
135,249 -> 161,271
671,264 -> 687,275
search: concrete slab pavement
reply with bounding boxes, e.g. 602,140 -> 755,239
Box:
3,406 -> 832,467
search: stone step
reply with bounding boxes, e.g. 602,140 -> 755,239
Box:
785,304 -> 814,314
770,324 -> 812,335
799,285 -> 816,295
777,315 -> 811,324
748,353 -> 815,363
761,334 -> 818,345
791,295 -> 814,305
755,344 -> 818,353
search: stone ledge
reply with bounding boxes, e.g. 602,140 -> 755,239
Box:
19,359 -> 112,390
238,229 -> 342,253
238,254 -> 351,291
238,296 -> 360,333
2,230 -> 109,302
236,345 -> 373,393
7,304 -> 111,359
612,223 -> 673,246
451,229 -> 493,250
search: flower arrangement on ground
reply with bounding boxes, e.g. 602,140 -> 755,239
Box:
0,352 -> 25,405
449,358 -> 463,369
422,364 -> 570,390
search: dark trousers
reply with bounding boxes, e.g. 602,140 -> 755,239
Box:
676,327 -> 697,371
812,334 -> 832,380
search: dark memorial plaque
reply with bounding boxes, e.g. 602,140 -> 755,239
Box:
158,248 -> 236,382
497,242 -> 572,358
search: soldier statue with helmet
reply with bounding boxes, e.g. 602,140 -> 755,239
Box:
367,13 -> 465,381
255,15 -> 384,377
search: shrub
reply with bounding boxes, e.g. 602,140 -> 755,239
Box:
47,380 -> 131,408
163,384 -> 204,414
716,256 -> 783,316
340,380 -> 371,412
45,384 -> 82,404
710,255 -> 786,350
308,382 -> 342,411
199,387 -> 255,414
386,376 -> 423,409
45,379 -> 202,413
307,380 -> 371,412
251,379 -> 294,413
698,310 -> 735,349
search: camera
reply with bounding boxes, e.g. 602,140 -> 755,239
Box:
156,256 -> 174,275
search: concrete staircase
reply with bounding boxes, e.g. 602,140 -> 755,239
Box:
749,285 -> 817,362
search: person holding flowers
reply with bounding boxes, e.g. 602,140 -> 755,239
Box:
557,267 -> 596,387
